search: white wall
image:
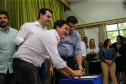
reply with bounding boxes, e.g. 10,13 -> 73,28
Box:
65,0 -> 126,25
65,0 -> 126,45
85,26 -> 99,46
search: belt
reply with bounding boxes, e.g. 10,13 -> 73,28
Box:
13,58 -> 38,68
61,56 -> 74,59
13,58 -> 23,62
13,58 -> 31,64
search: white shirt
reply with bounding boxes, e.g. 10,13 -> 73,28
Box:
14,21 -> 47,46
13,29 -> 67,69
86,47 -> 100,62
81,41 -> 86,57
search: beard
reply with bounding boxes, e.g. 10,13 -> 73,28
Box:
0,21 -> 8,28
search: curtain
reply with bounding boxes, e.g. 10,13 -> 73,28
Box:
76,27 -> 85,40
99,24 -> 108,43
0,0 -> 65,30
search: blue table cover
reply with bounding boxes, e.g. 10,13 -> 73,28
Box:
60,75 -> 103,84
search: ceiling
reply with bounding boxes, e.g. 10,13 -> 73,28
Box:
66,0 -> 86,4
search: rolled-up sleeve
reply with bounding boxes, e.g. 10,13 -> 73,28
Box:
14,24 -> 28,46
74,34 -> 82,56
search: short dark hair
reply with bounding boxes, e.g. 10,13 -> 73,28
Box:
104,39 -> 110,48
38,8 -> 53,20
83,36 -> 88,40
117,35 -> 123,44
66,16 -> 78,24
53,20 -> 69,29
0,10 -> 9,20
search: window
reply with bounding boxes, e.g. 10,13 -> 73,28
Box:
106,22 -> 126,43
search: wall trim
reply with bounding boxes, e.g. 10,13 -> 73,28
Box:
76,18 -> 126,28
59,0 -> 71,9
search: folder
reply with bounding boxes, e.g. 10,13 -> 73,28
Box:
86,53 -> 97,61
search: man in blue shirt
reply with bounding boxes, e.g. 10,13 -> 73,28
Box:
0,10 -> 18,84
54,16 -> 84,84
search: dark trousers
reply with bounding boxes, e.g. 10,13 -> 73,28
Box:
54,57 -> 76,84
0,71 -> 16,84
13,58 -> 41,84
39,60 -> 47,84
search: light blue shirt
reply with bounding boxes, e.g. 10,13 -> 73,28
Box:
58,30 -> 82,57
0,27 -> 18,74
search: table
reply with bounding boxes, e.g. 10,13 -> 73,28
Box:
60,75 -> 103,84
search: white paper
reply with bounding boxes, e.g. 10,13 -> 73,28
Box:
73,76 -> 98,79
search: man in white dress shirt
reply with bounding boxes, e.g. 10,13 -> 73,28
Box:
14,8 -> 53,84
81,41 -> 86,69
13,20 -> 83,84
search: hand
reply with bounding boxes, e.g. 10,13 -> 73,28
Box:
105,59 -> 108,63
78,66 -> 85,75
105,60 -> 110,64
94,56 -> 99,59
62,72 -> 73,78
73,70 -> 83,77
49,66 -> 53,77
115,54 -> 118,57
81,69 -> 85,75
107,60 -> 113,65
78,65 -> 83,71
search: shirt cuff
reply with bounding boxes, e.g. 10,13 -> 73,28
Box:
55,61 -> 67,69
82,53 -> 86,57
14,37 -> 24,46
75,51 -> 82,56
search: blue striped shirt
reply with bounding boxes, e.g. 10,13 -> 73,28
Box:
58,30 -> 82,57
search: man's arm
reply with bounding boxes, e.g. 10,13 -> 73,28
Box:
58,66 -> 82,77
14,23 -> 28,46
74,33 -> 83,70
55,69 -> 73,78
75,54 -> 83,70
19,41 -> 25,46
47,59 -> 53,77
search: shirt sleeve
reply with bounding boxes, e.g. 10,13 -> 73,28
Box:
41,33 -> 67,69
14,23 -> 29,46
111,48 -> 117,61
14,30 -> 19,50
96,47 -> 99,57
86,48 -> 89,54
74,33 -> 82,56
99,48 -> 106,61
81,41 -> 86,57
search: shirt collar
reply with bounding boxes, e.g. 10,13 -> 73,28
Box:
35,21 -> 47,29
52,29 -> 60,41
68,30 -> 75,36
35,21 -> 40,25
0,26 -> 10,33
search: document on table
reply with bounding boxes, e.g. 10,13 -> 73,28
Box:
73,75 -> 99,79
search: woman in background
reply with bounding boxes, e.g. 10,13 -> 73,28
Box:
100,39 -> 117,84
86,39 -> 102,75
111,35 -> 126,84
